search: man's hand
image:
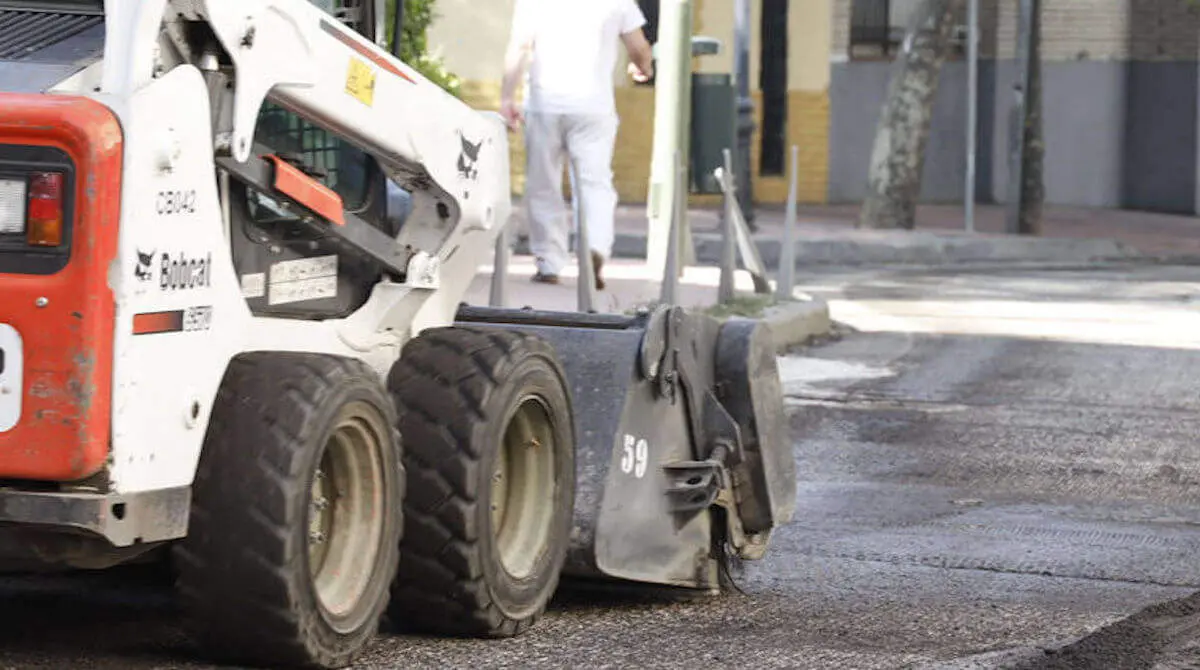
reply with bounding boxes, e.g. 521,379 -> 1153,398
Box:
621,28 -> 655,85
627,61 -> 653,84
501,98 -> 524,132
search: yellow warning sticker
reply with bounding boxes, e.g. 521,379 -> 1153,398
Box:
345,57 -> 376,106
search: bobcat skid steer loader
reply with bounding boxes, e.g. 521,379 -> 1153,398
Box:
0,0 -> 796,667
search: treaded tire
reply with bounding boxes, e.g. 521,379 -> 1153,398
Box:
174,352 -> 404,669
387,326 -> 575,637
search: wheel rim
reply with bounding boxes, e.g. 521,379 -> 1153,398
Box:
491,396 -> 558,580
308,402 -> 387,630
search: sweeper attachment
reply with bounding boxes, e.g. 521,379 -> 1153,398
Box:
0,0 -> 796,667
387,305 -> 796,636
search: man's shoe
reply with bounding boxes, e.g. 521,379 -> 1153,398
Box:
591,251 -> 606,291
532,272 -> 560,285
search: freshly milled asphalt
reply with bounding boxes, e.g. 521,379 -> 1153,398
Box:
2,261 -> 1200,669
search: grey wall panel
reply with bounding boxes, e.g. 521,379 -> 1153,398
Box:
921,62 -> 971,202
990,61 -> 1127,209
1122,61 -> 1198,213
1046,63 -> 1127,209
830,59 -> 1189,211
976,61 -> 998,202
828,61 -> 974,204
828,61 -> 893,204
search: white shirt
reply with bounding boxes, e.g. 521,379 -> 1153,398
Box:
512,0 -> 647,117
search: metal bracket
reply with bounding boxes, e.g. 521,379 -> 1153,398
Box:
664,460 -> 728,513
715,154 -> 771,297
640,305 -> 680,403
638,306 -> 670,381
664,448 -> 766,560
638,307 -> 745,465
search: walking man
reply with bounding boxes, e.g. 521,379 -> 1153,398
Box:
501,0 -> 655,289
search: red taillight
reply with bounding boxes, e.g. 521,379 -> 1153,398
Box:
26,171 -> 63,247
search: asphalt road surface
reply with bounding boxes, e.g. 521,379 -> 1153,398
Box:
4,261 -> 1200,669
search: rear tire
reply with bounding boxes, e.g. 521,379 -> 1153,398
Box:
174,353 -> 404,669
387,326 -> 575,637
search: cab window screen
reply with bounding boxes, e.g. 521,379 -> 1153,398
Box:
252,102 -> 371,213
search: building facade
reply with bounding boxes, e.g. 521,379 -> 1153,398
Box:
428,0 -> 1199,214
830,0 -> 1200,214
426,0 -> 834,207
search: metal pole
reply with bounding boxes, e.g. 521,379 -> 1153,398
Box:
569,161 -> 580,253
718,149 -> 737,304
574,160 -> 597,314
732,0 -> 756,229
489,221 -> 509,308
661,151 -> 685,305
776,145 -> 798,301
965,0 -> 978,234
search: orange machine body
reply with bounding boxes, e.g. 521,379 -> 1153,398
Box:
0,93 -> 123,481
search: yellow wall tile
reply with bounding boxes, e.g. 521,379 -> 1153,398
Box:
454,83 -> 829,207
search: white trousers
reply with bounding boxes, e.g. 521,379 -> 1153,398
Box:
523,111 -> 619,276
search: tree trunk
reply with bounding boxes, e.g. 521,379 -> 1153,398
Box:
1017,0 -> 1044,235
858,0 -> 964,230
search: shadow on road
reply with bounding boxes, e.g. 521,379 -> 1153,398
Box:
0,564 -> 202,668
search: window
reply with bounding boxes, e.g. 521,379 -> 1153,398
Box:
759,0 -> 788,176
308,0 -> 374,39
848,0 -> 966,60
849,0 -> 899,58
246,102 -> 372,224
226,99 -> 397,321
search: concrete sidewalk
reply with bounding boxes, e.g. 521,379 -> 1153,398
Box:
510,202 -> 1200,268
463,254 -> 833,352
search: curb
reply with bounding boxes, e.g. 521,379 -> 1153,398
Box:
761,299 -> 833,353
515,233 -> 1143,268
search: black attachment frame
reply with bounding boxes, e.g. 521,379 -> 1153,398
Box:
215,145 -> 416,280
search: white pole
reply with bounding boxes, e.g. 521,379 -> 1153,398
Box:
966,0 -> 978,233
661,151 -> 684,305
646,0 -> 692,278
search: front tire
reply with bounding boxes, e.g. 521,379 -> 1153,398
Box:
174,353 -> 404,669
387,326 -> 575,637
